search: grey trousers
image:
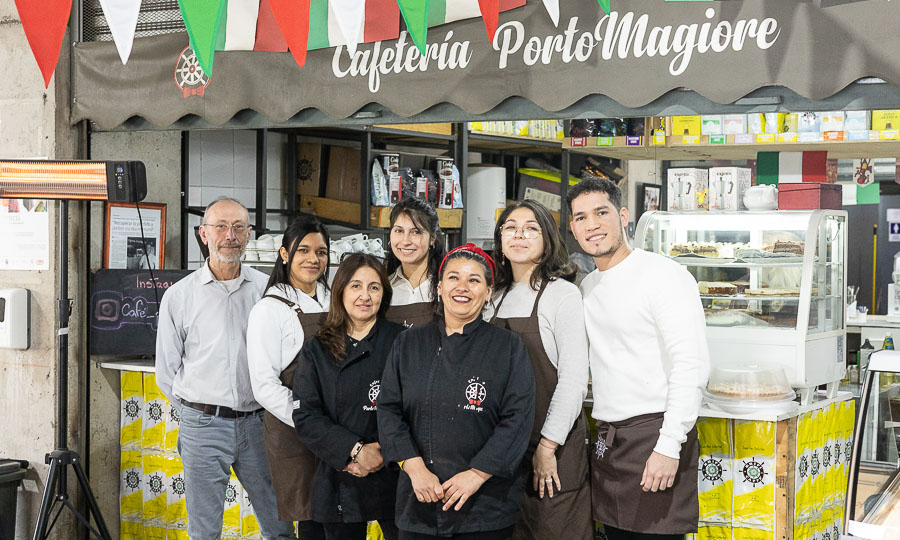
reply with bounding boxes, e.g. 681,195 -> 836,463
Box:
177,403 -> 297,540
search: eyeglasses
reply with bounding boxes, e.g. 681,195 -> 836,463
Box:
204,223 -> 249,235
500,224 -> 542,239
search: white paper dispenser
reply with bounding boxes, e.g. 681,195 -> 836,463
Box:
0,288 -> 30,349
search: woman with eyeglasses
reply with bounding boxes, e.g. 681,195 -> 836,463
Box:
378,244 -> 535,540
490,200 -> 592,540
385,198 -> 445,328
247,215 -> 330,539
293,254 -> 404,539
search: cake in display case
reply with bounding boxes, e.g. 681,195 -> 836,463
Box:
635,210 -> 847,402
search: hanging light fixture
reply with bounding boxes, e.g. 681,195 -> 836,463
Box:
0,160 -> 147,202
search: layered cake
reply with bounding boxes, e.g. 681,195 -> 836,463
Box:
706,382 -> 794,400
698,281 -> 738,295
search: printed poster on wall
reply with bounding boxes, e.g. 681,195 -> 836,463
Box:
0,199 -> 50,270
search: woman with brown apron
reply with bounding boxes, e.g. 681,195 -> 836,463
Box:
247,216 -> 331,539
384,198 -> 445,327
489,200 -> 593,540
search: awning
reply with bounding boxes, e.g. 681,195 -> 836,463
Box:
73,0 -> 900,130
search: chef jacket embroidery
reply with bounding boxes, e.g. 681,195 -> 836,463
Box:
364,380 -> 380,412
463,377 -> 487,413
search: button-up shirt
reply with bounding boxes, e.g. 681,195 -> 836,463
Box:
155,261 -> 269,411
389,267 -> 432,306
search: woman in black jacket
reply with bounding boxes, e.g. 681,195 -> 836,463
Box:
293,254 -> 405,540
378,244 -> 536,540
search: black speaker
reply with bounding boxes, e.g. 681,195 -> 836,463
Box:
106,161 -> 147,203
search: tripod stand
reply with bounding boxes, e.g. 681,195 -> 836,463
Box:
33,200 -> 111,540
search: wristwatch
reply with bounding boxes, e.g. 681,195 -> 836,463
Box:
349,441 -> 364,463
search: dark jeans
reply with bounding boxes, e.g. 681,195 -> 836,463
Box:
322,520 -> 399,540
298,520 -> 326,540
399,525 -> 514,540
603,525 -> 686,540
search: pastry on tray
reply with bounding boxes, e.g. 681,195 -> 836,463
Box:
745,288 -> 801,297
706,382 -> 794,400
698,281 -> 738,295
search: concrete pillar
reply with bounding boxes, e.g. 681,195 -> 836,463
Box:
0,1 -> 83,537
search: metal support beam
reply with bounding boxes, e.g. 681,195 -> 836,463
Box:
453,123 -> 469,243
559,149 -> 571,239
286,133 -> 298,215
255,129 -> 268,234
360,130 -> 372,227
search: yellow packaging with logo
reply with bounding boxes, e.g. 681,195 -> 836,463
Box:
121,372 -> 143,449
120,450 -> 143,521
792,519 -> 809,540
143,525 -> 166,540
222,469 -> 242,538
119,519 -> 143,540
732,525 -> 774,540
670,116 -> 702,136
164,401 -> 180,456
697,418 -> 733,523
142,373 -> 167,452
873,110 -> 900,131
808,410 -> 825,516
794,411 -> 818,521
241,487 -> 262,539
840,399 -> 856,506
696,524 -> 732,540
166,529 -> 189,540
165,456 -> 187,531
142,453 -> 167,526
821,404 -> 838,509
732,420 -> 775,530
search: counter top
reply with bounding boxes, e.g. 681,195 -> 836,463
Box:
98,359 -> 155,372
848,314 -> 900,330
699,390 -> 853,422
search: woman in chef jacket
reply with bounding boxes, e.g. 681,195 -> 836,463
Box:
247,215 -> 331,539
490,200 -> 592,540
378,244 -> 535,540
384,197 -> 445,327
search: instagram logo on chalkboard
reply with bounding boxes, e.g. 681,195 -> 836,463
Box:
94,294 -> 121,325
91,291 -> 160,331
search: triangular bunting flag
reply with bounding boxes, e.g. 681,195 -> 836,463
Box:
396,0 -> 430,54
254,0 -> 289,51
598,0 -> 611,15
225,0 -> 261,50
98,0 -> 142,64
269,0 -> 312,67
177,0 -> 227,74
476,0 -> 499,41
364,0 -> 400,43
214,2 -> 228,51
330,0 -> 365,55
540,0 -> 559,26
14,0 -> 73,87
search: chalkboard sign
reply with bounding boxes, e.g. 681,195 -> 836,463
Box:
90,269 -> 191,356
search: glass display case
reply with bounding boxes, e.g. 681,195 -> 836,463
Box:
635,210 -> 847,399
846,351 -> 900,539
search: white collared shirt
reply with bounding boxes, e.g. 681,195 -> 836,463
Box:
155,260 -> 269,411
247,282 -> 330,426
389,267 -> 432,305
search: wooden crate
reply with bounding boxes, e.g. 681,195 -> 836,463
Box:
300,196 -> 462,229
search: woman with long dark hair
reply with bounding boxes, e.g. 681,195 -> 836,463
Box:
378,244 -> 535,540
247,215 -> 330,538
293,254 -> 404,539
384,197 -> 445,327
490,200 -> 592,540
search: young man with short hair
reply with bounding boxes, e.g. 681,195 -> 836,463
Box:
567,178 -> 709,540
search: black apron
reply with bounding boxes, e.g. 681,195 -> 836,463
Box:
259,294 -> 326,522
490,282 -> 593,540
385,301 -> 434,328
592,413 -> 700,535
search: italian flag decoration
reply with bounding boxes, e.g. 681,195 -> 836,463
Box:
268,0 -> 312,67
14,0 -> 73,87
598,0 -> 611,15
307,0 -> 400,52
98,0 -> 142,64
177,0 -> 227,74
397,0 -> 430,55
756,151 -> 828,185
329,0 -> 366,55
541,0 -> 559,26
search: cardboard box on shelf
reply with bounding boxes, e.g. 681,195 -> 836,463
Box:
764,113 -> 785,134
709,167 -> 752,210
782,113 -> 799,133
297,143 -> 323,197
873,110 -> 900,131
798,112 -> 821,133
325,145 -> 362,203
701,115 -> 724,135
747,114 -> 765,135
820,112 -> 845,133
778,183 -> 842,210
845,111 -> 870,132
667,168 -> 709,211
723,114 -> 748,134
670,116 -> 702,136
300,196 -> 463,229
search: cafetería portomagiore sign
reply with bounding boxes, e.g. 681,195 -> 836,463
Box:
73,0 -> 899,130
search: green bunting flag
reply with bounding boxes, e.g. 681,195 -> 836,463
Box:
178,0 -> 227,74
598,0 -> 610,15
396,0 -> 430,55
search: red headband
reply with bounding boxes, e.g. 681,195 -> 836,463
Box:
439,243 -> 496,282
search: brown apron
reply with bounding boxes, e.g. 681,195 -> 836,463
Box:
259,294 -> 326,522
490,282 -> 593,540
592,412 -> 700,535
385,300 -> 434,328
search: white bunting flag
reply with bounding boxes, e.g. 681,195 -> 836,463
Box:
224,0 -> 261,51
329,0 -> 366,56
541,0 -> 559,26
98,0 -> 142,64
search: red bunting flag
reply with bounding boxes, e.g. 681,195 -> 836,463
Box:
254,0 -> 289,52
14,0 -> 73,87
269,0 -> 312,67
477,0 -> 499,41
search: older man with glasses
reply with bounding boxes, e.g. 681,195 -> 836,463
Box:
156,196 -> 296,539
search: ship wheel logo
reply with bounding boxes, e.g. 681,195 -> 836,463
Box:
170,406 -> 181,423
811,452 -> 821,475
298,159 -> 318,185
170,476 -> 186,496
174,45 -> 211,98
741,459 -> 767,485
700,457 -> 725,485
798,455 -> 809,479
833,442 -> 842,464
125,470 -> 141,490
124,399 -> 140,419
594,435 -> 608,459
147,402 -> 164,422
225,484 -> 238,503
822,530 -> 831,540
368,380 -> 380,406
465,379 -> 486,406
823,445 -> 832,468
148,473 -> 164,495
846,441 -> 853,462
833,524 -> 840,539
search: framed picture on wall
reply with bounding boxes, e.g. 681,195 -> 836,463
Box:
104,202 -> 166,269
639,183 -> 661,222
